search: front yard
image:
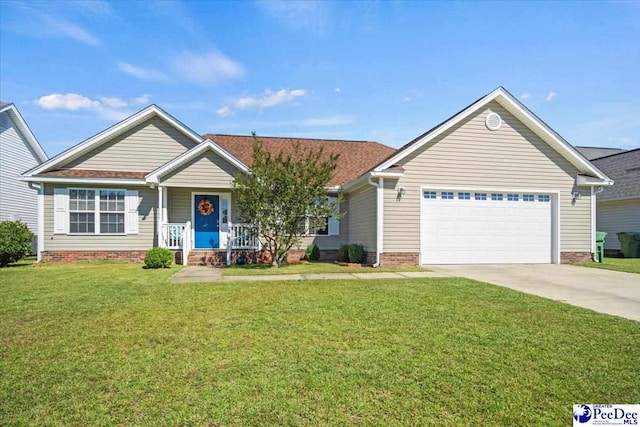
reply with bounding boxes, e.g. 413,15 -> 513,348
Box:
1,263 -> 638,425
223,261 -> 428,276
576,257 -> 640,274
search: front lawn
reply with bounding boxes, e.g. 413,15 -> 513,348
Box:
224,261 -> 428,276
576,257 -> 640,274
1,263 -> 638,425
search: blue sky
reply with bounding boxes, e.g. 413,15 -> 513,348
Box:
1,0 -> 639,157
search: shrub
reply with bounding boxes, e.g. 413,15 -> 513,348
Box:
347,243 -> 365,264
305,244 -> 320,261
144,248 -> 173,269
338,244 -> 350,262
0,220 -> 33,267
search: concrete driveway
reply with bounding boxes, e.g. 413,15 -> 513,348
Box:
431,264 -> 640,321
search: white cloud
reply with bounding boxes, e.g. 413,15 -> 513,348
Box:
234,89 -> 306,109
521,93 -> 531,100
334,87 -> 341,93
118,62 -> 166,81
216,106 -> 234,117
256,0 -> 327,33
171,51 -> 245,84
73,0 -> 114,16
36,93 -> 100,110
42,15 -> 101,46
402,97 -> 411,103
99,97 -> 127,108
130,94 -> 152,105
546,91 -> 557,102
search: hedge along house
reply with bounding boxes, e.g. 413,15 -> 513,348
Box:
22,87 -> 612,266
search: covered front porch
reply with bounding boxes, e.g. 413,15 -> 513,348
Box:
155,186 -> 259,265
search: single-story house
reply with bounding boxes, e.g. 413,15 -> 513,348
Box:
1,101 -> 48,251
21,87 -> 613,266
591,149 -> 640,254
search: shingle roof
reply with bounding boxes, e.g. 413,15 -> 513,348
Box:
205,134 -> 396,186
40,170 -> 147,179
575,146 -> 627,161
591,148 -> 640,201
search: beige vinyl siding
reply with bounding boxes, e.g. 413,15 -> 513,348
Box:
43,184 -> 156,250
346,184 -> 377,252
63,117 -> 197,172
384,101 -> 591,254
0,111 -> 42,233
596,199 -> 640,250
161,151 -> 237,187
167,188 -> 240,224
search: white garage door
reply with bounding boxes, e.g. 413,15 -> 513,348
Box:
420,190 -> 552,264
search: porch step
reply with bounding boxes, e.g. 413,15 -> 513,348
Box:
187,250 -> 227,266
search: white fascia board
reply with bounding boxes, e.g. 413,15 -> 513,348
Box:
576,174 -> 614,187
370,170 -> 404,178
375,87 -> 611,182
21,176 -> 147,186
1,104 -> 48,162
341,170 -> 404,193
25,104 -> 205,176
325,186 -> 341,193
146,139 -> 249,183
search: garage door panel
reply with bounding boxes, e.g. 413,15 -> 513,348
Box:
421,189 -> 552,264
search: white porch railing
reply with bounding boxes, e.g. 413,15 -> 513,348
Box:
227,222 -> 260,266
162,221 -> 257,266
161,222 -> 191,265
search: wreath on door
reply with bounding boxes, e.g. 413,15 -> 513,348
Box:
198,198 -> 215,216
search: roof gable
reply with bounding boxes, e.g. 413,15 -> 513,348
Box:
0,102 -> 48,163
25,105 -> 204,177
374,87 -> 610,182
207,134 -> 396,187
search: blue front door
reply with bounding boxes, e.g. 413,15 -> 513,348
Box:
194,195 -> 220,249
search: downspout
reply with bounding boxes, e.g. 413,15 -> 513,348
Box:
367,175 -> 384,267
591,186 -> 604,262
29,182 -> 44,262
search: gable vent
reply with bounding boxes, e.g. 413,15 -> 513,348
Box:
485,112 -> 502,131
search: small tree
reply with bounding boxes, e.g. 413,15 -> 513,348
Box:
233,135 -> 340,267
0,220 -> 33,267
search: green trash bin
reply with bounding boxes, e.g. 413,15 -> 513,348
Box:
617,232 -> 640,258
595,231 -> 607,263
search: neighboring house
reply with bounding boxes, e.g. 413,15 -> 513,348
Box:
576,146 -> 626,161
591,149 -> 640,253
0,102 -> 48,251
21,87 -> 612,266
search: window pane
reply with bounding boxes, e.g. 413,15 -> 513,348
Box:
100,213 -> 124,233
475,193 -> 487,200
70,212 -> 94,233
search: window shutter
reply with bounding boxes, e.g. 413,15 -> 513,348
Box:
53,188 -> 68,234
328,196 -> 339,236
125,190 -> 139,234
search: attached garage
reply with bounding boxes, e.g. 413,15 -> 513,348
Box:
420,189 -> 557,264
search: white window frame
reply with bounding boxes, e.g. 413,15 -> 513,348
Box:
68,187 -> 127,235
304,196 -> 339,236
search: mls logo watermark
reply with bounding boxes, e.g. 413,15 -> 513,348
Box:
573,404 -> 639,426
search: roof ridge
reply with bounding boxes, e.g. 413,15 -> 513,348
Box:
205,133 -> 386,145
591,147 -> 640,161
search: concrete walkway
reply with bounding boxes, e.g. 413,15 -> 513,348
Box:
431,264 -> 640,322
169,266 -> 449,284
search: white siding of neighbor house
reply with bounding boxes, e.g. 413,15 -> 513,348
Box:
596,199 -> 640,250
0,111 -> 42,233
383,101 -> 592,254
43,184 -> 156,250
63,116 -> 198,172
161,151 -> 238,187
346,183 -> 377,252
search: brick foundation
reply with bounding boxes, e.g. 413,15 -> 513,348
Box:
380,252 -> 419,267
560,252 -> 593,263
42,250 -> 146,263
187,250 -> 260,266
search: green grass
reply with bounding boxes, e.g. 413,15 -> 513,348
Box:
1,263 -> 639,426
576,257 -> 640,274
224,261 -> 429,276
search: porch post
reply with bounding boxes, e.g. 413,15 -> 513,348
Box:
157,186 -> 164,247
162,187 -> 168,225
